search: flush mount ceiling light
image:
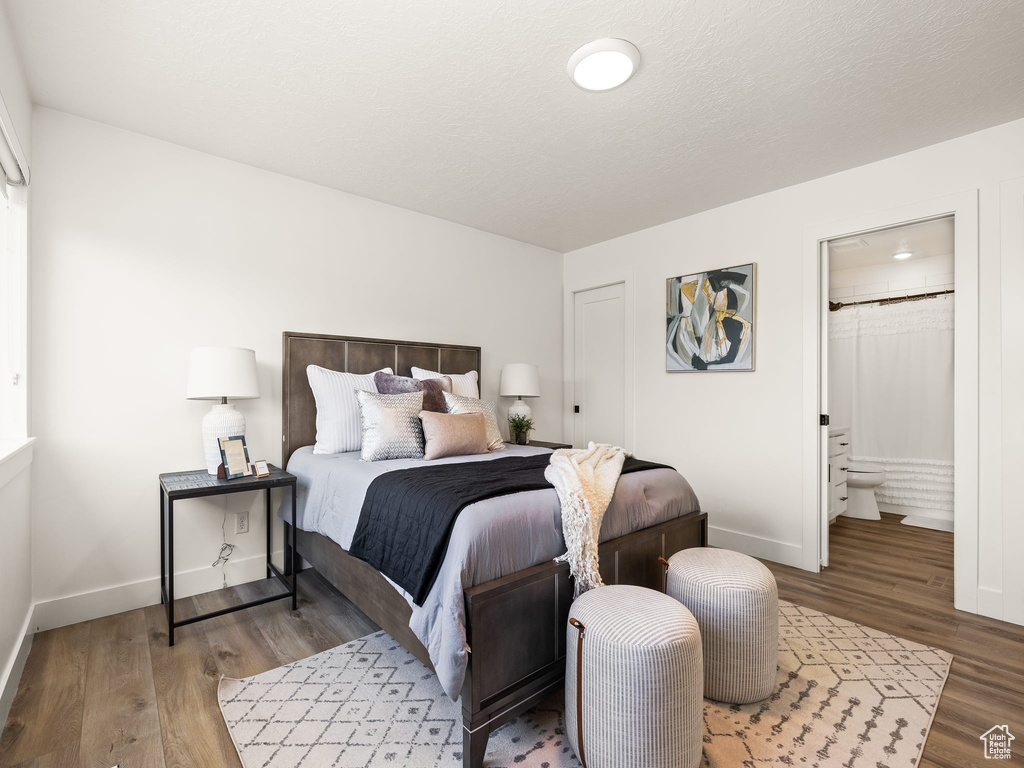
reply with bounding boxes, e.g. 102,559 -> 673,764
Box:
893,251 -> 913,260
567,38 -> 641,91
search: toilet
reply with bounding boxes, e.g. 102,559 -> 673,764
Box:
845,463 -> 886,520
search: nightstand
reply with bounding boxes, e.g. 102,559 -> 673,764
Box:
523,440 -> 573,450
159,465 -> 297,646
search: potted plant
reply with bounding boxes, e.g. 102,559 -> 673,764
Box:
508,413 -> 534,445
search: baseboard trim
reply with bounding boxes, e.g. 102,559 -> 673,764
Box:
1004,595 -> 1024,627
709,525 -> 804,568
976,586 -> 1004,621
31,551 -> 284,633
0,610 -> 33,733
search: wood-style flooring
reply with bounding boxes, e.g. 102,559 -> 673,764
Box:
0,573 -> 378,768
1,512 -> 1021,767
766,513 -> 1024,768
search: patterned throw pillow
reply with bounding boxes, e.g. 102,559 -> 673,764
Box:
442,391 -> 505,452
357,391 -> 425,461
373,371 -> 451,413
412,367 -> 480,399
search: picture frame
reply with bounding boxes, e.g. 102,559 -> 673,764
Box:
218,435 -> 251,480
252,460 -> 270,478
666,262 -> 757,372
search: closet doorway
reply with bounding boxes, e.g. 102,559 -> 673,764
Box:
822,217 -> 955,589
571,283 -> 626,448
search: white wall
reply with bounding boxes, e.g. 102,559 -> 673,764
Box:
29,108 -> 563,629
0,446 -> 33,729
564,118 -> 1024,623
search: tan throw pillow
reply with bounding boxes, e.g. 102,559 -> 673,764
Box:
420,411 -> 489,460
443,391 -> 505,452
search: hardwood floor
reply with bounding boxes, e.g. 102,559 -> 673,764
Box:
1,513 -> 1021,767
767,512 -> 1024,768
0,572 -> 378,768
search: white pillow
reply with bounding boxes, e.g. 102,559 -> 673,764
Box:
412,366 -> 479,399
307,365 -> 393,454
443,391 -> 505,452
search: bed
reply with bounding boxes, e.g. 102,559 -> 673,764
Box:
281,331 -> 708,768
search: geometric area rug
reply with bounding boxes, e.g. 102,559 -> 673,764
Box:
219,601 -> 952,768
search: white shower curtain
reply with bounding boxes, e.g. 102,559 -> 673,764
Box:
829,296 -> 954,512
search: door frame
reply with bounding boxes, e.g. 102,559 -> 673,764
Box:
801,190 -> 980,614
1000,176 -> 1024,625
817,240 -> 830,568
562,269 -> 635,453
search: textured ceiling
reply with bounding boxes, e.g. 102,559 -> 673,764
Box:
6,0 -> 1024,251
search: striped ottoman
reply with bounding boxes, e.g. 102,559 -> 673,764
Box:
565,585 -> 703,768
665,548 -> 778,704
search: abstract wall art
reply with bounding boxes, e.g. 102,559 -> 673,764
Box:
666,263 -> 756,371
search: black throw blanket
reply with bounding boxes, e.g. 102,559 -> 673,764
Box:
348,453 -> 672,605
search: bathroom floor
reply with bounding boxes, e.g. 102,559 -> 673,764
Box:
877,502 -> 955,532
828,511 -> 953,584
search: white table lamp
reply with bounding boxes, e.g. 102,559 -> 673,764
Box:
499,363 -> 540,420
187,346 -> 260,474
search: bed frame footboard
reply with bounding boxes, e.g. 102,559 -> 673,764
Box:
460,511 -> 707,766
295,510 -> 708,768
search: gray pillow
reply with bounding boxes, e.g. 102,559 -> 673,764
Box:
356,390 -> 425,461
374,371 -> 452,413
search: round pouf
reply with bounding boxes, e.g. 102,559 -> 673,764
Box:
565,585 -> 703,768
666,548 -> 779,704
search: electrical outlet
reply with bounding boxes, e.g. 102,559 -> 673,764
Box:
236,511 -> 249,534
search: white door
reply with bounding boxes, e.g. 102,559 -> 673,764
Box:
573,283 -> 626,448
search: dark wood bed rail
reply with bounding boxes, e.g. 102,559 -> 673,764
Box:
460,511 -> 707,765
295,511 -> 708,768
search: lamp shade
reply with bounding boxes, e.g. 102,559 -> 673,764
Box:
186,346 -> 260,400
499,363 -> 540,398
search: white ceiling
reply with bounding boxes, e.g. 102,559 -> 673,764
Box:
828,216 -> 954,270
6,0 -> 1024,252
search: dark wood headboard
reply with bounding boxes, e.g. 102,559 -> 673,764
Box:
281,331 -> 482,464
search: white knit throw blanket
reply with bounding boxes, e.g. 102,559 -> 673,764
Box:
545,442 -> 626,597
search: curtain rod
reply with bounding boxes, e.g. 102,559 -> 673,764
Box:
829,288 -> 954,312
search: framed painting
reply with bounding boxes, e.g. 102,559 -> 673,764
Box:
666,262 -> 756,371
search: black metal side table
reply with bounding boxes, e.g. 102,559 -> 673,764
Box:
159,465 -> 297,646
